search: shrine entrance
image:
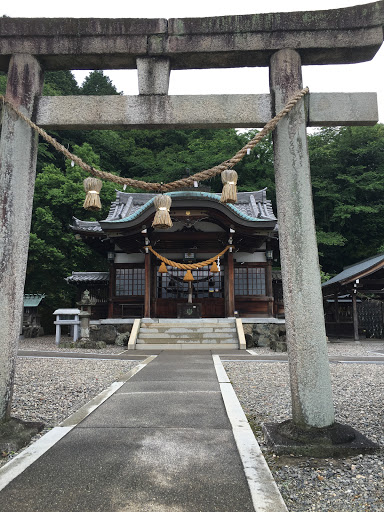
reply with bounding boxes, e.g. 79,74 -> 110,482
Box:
155,265 -> 225,318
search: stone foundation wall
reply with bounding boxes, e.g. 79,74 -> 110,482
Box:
243,322 -> 287,352
90,323 -> 132,346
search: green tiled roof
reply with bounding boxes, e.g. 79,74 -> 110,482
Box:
24,294 -> 45,307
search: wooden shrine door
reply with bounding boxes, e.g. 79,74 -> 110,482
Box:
153,266 -> 225,318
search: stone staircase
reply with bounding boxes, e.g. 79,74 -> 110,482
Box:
135,318 -> 240,350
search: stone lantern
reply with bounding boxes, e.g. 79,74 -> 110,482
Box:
76,290 -> 105,349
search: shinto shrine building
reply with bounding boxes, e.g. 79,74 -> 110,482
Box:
69,187 -> 279,320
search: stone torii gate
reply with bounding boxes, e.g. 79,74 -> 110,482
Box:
0,3 -> 382,449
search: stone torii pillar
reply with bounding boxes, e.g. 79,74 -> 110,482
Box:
269,49 -> 335,428
264,50 -> 377,453
0,54 -> 44,421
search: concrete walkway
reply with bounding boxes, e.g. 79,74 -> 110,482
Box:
0,351 -> 287,512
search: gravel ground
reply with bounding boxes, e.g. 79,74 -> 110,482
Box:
18,335 -> 125,354
1,335 -> 139,468
224,341 -> 384,512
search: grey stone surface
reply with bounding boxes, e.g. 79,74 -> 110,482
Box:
270,49 -> 335,428
36,93 -> 272,129
116,323 -> 132,334
117,380 -> 221,393
0,418 -> 44,454
0,352 -> 257,511
263,420 -> 379,457
36,92 -> 377,130
115,332 -> 129,346
0,428 -> 254,512
307,92 -> 378,126
0,54 -> 44,420
0,4 -> 383,71
90,324 -> 117,344
246,322 -> 287,350
130,364 -> 217,382
77,390 -> 230,429
137,57 -> 170,95
257,335 -> 271,347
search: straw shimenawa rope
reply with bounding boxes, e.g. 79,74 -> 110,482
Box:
0,87 -> 309,192
148,245 -> 231,270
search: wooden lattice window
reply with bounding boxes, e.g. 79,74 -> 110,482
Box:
157,267 -> 224,299
234,266 -> 266,296
115,268 -> 145,296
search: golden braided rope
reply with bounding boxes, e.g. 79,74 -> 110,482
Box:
0,87 -> 308,192
148,245 -> 231,270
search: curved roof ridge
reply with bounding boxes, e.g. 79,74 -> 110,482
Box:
108,189 -> 274,224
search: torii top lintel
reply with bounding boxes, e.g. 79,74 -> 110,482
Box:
0,1 -> 384,71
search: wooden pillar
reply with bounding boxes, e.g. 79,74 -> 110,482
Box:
0,54 -> 44,421
270,49 -> 335,429
266,261 -> 274,317
108,266 -> 114,318
334,292 -> 340,324
226,249 -> 235,317
144,250 -> 151,318
352,288 -> 359,342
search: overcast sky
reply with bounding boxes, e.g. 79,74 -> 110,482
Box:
2,0 -> 384,122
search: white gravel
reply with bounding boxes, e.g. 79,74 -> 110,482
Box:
224,340 -> 384,512
11,357 -> 138,427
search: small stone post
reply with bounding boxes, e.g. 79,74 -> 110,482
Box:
269,49 -> 335,429
0,54 -> 44,422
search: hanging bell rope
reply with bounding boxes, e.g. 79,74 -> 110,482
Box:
149,245 -> 232,270
83,177 -> 103,211
220,169 -> 238,204
152,194 -> 173,229
0,87 -> 309,193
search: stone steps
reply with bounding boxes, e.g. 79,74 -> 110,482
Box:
139,328 -> 237,334
136,318 -> 239,350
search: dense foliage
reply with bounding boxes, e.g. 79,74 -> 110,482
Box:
309,126 -> 384,274
1,70 -> 384,328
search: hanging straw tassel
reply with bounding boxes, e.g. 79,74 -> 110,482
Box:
152,194 -> 173,229
83,177 -> 103,211
220,169 -> 238,204
210,261 -> 219,273
183,270 -> 194,282
158,261 -> 168,273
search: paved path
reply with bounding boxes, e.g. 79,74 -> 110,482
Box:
0,351 -> 286,512
17,348 -> 384,363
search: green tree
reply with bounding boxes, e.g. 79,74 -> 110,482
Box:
309,125 -> 384,273
26,143 -> 118,330
44,70 -> 80,96
80,70 -> 122,96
